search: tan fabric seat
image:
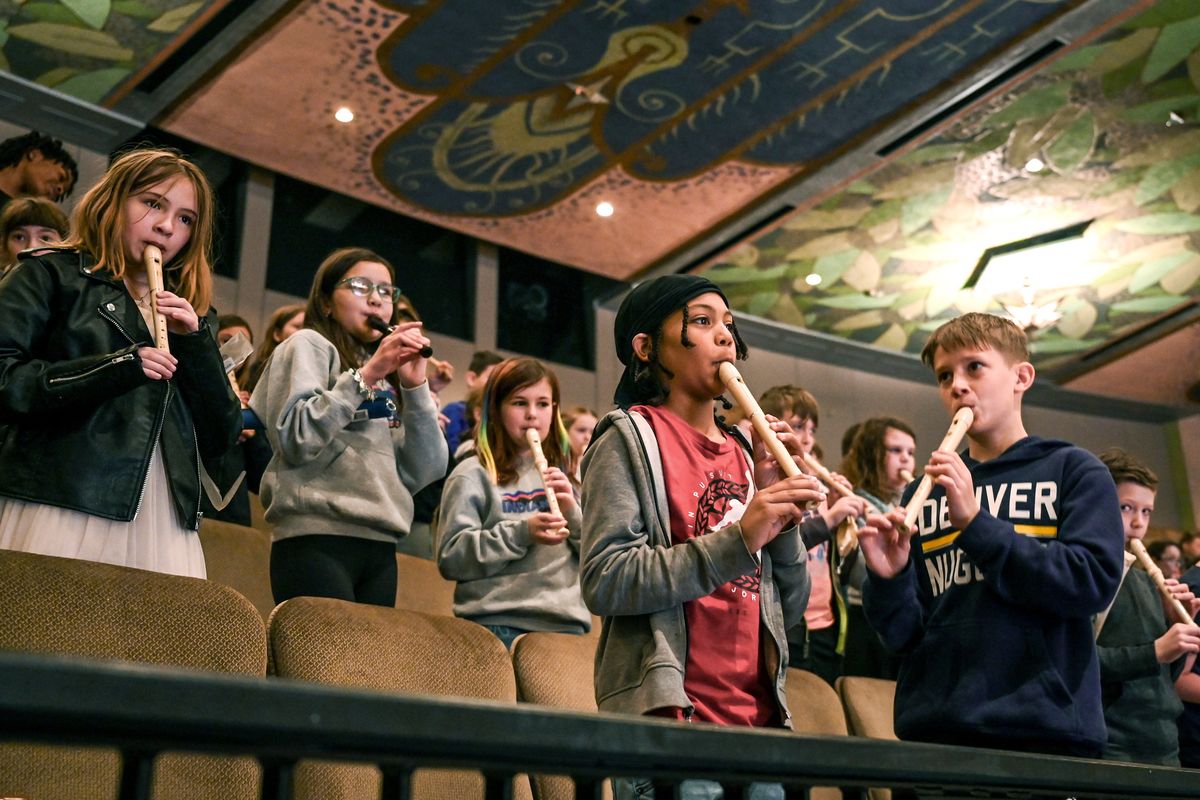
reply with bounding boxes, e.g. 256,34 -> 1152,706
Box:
0,549 -> 267,800
395,552 -> 456,617
836,677 -> 897,740
269,597 -> 532,800
783,669 -> 849,800
837,676 -> 898,800
199,518 -> 275,620
511,632 -> 607,800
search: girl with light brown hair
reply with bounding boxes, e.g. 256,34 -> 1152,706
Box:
0,147 -> 241,577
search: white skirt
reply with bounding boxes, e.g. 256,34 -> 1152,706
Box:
0,443 -> 206,578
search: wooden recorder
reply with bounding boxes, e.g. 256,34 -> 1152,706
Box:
144,245 -> 169,353
1129,538 -> 1194,625
717,361 -> 821,513
901,407 -> 974,533
526,428 -> 567,537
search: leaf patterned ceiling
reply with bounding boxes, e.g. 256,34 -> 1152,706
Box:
703,0 -> 1200,371
0,0 -> 220,104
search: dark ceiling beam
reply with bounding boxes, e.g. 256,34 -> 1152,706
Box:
635,0 -> 1149,283
0,72 -> 142,155
732,313 -> 1190,424
1041,300 -> 1200,384
596,288 -> 1191,422
111,0 -> 303,123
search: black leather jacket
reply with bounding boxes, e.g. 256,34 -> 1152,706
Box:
0,249 -> 241,529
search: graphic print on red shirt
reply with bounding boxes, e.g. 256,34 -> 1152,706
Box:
633,405 -> 777,727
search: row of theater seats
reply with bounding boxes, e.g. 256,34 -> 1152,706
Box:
0,521 -> 899,800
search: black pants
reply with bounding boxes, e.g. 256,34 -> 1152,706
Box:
842,603 -> 901,680
788,620 -> 842,687
270,534 -> 397,607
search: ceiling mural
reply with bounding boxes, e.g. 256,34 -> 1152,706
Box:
703,0 -> 1200,370
165,0 -> 1086,278
0,0 -> 222,103
371,0 -> 1083,217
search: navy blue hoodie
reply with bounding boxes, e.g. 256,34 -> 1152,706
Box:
863,436 -> 1124,756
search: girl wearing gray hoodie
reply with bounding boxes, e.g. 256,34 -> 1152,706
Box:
251,247 -> 447,607
436,357 -> 591,649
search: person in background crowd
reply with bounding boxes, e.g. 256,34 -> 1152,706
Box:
0,131 -> 78,209
0,197 -> 69,276
443,350 -> 504,453
240,303 -> 304,393
1181,531 -> 1200,571
562,405 -> 597,480
1148,539 -> 1186,582
839,416 -> 916,680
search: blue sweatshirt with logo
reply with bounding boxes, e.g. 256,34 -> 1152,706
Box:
862,436 -> 1124,757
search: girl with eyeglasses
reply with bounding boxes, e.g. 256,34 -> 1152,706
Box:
249,247 -> 447,606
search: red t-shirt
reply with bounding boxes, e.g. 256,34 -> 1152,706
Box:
633,405 -> 777,727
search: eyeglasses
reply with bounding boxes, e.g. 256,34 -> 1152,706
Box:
335,276 -> 401,302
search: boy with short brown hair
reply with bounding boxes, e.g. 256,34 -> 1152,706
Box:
859,312 -> 1125,757
1096,448 -> 1200,765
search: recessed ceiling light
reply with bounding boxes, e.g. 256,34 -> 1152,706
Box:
334,107 -> 355,123
1024,157 -> 1045,173
595,201 -> 614,217
804,273 -> 821,286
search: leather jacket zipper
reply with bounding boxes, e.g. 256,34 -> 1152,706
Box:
99,304 -> 170,521
46,353 -> 136,385
133,381 -> 170,522
191,423 -> 202,529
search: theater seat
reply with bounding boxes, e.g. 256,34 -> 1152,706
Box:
199,518 -> 275,620
511,632 -> 607,800
837,676 -> 898,800
785,669 -> 849,737
395,552 -> 456,617
268,597 -> 532,800
836,677 -> 897,740
784,669 -> 849,800
0,549 -> 267,800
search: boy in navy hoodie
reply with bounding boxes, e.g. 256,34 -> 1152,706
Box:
858,312 -> 1125,757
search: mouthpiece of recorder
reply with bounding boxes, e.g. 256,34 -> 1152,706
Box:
367,316 -> 434,358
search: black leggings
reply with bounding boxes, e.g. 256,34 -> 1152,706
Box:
270,535 -> 397,607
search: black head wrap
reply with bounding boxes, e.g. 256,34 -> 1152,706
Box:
612,274 -> 730,408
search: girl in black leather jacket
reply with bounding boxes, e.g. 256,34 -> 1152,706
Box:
0,148 -> 241,577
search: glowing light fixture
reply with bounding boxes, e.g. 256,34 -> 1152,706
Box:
334,107 -> 355,123
964,221 -> 1098,331
595,201 -> 614,217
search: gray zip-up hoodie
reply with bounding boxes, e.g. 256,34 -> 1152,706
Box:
436,453 -> 590,633
579,408 -> 810,727
249,329 -> 447,542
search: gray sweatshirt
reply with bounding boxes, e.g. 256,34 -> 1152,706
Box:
436,453 -> 590,633
249,329 -> 447,542
579,409 -> 810,726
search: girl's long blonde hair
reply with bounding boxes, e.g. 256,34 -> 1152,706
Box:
65,148 -> 216,314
